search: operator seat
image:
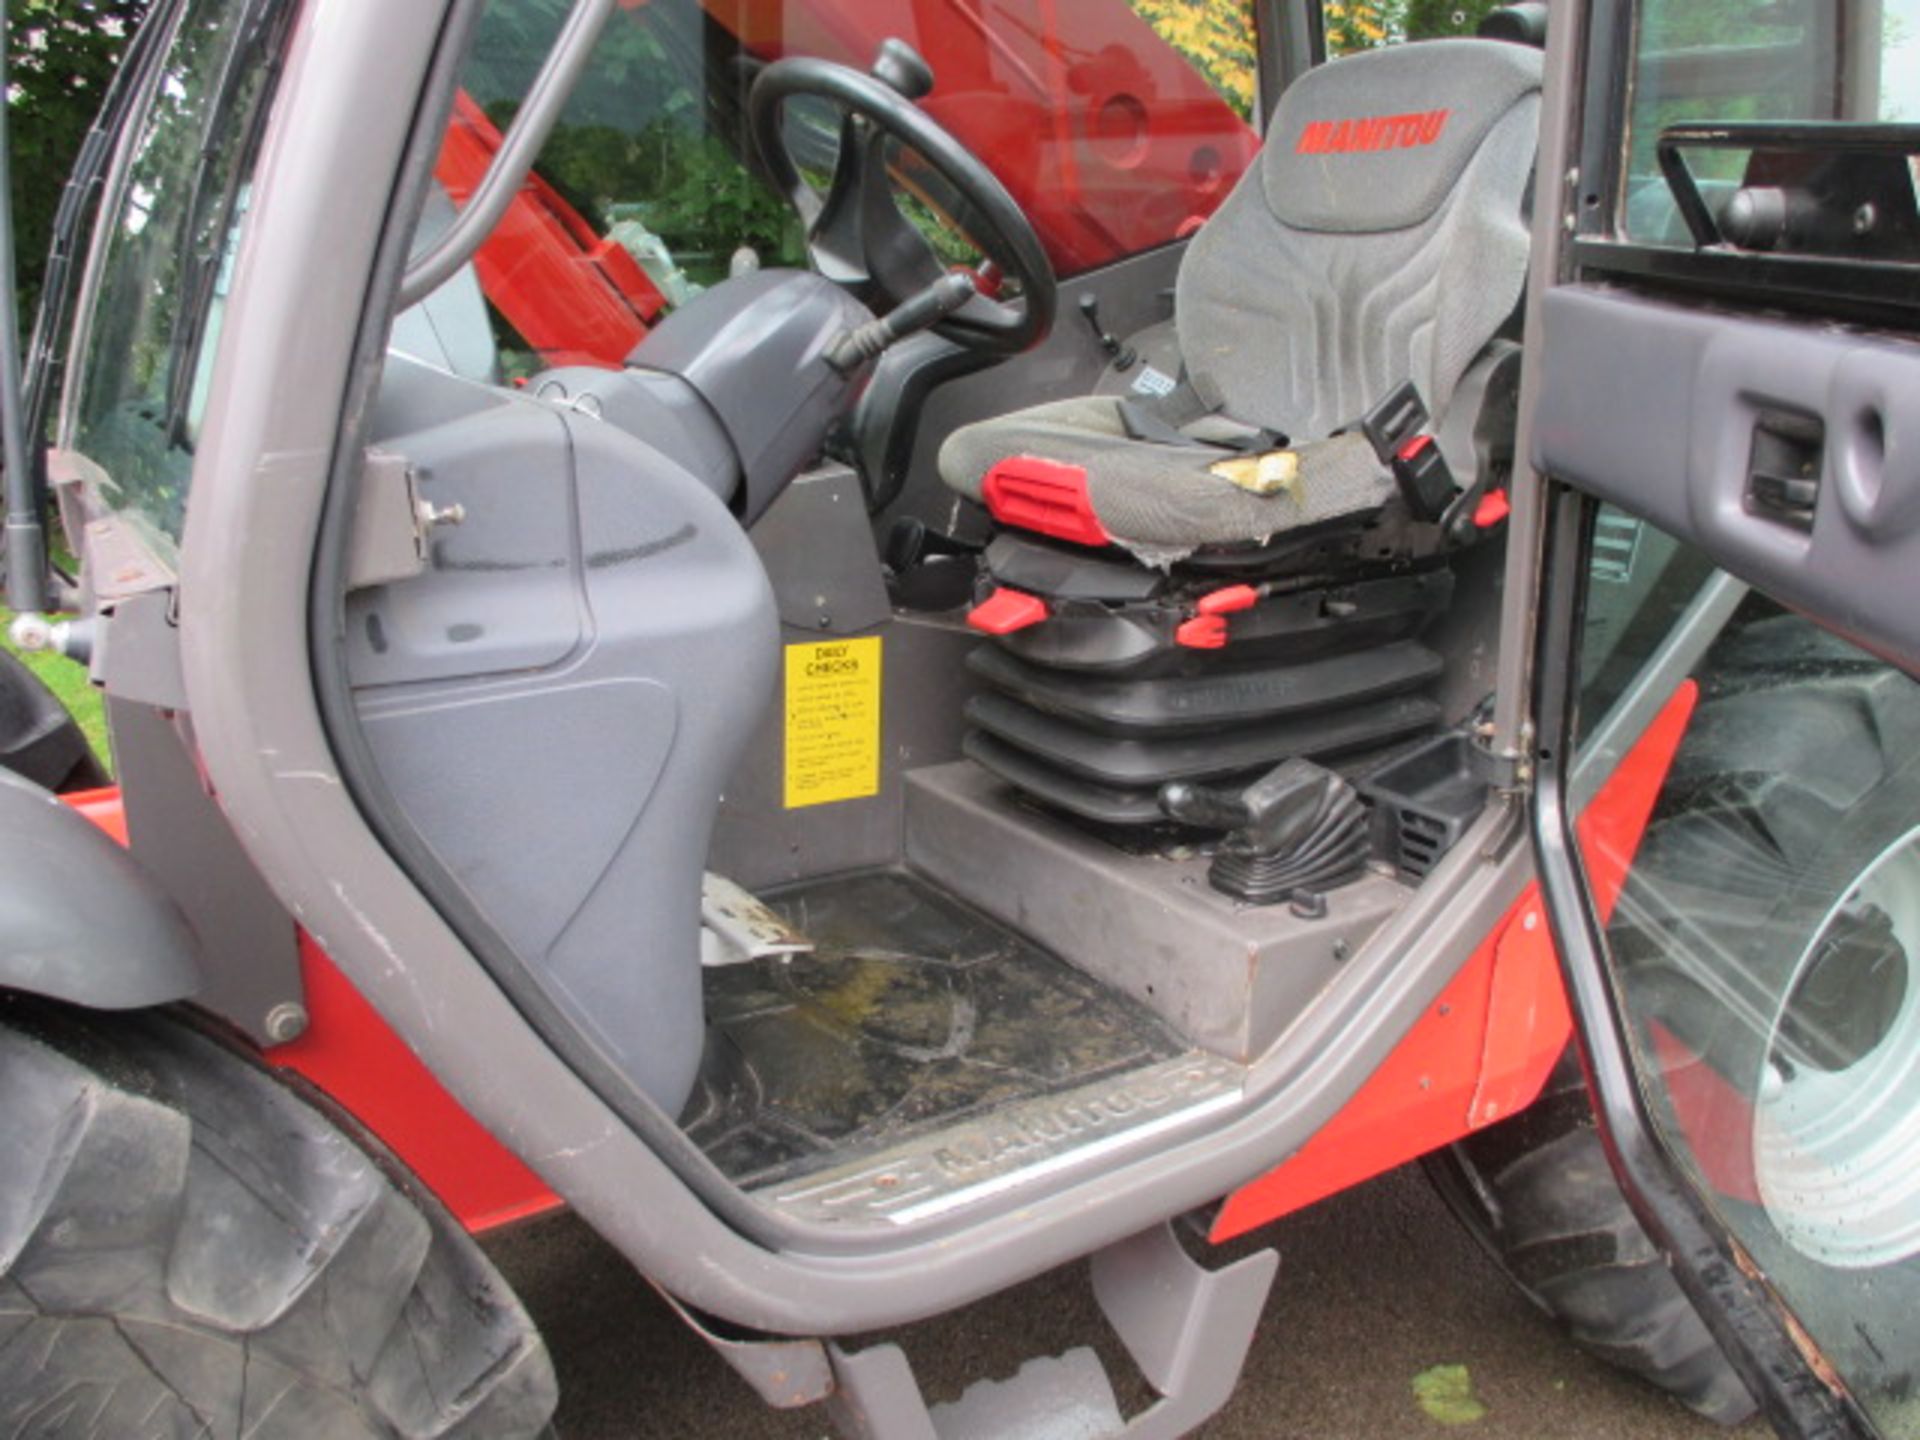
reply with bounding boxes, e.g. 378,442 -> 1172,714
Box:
937,37 -> 1543,560
932,34 -> 1545,837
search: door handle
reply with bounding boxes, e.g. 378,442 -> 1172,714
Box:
1744,408 -> 1823,531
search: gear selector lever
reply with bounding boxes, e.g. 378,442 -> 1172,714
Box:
1161,758 -> 1371,906
1077,293 -> 1136,371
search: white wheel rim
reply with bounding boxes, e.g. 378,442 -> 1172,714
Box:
1754,824 -> 1920,1269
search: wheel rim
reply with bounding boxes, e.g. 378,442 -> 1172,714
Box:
1754,824 -> 1920,1268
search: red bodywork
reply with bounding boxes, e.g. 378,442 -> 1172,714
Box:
270,936 -> 564,1230
436,91 -> 668,371
718,0 -> 1256,273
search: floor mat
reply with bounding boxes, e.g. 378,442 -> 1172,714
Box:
684,870 -> 1184,1190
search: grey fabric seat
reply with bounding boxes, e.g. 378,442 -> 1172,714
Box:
937,38 -> 1543,559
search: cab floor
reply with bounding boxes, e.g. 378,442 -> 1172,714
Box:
682,869 -> 1185,1191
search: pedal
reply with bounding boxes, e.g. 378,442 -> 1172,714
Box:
699,873 -> 813,968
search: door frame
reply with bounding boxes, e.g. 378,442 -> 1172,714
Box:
1519,0 -> 1911,1433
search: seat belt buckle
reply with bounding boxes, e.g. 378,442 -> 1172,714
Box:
1360,381 -> 1454,522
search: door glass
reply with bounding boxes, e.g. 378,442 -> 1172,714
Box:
1621,0 -> 1920,243
453,0 -> 1262,373
1577,505 -> 1920,1434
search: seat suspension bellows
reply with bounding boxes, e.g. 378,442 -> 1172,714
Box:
959,548 -> 1453,829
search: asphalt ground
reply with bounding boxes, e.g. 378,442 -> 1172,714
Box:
484,1162 -> 1774,1439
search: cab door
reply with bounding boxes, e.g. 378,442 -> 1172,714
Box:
1524,0 -> 1920,1434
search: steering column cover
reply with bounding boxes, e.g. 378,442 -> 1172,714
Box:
626,269 -> 874,523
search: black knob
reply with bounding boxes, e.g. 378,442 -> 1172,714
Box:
873,39 -> 934,99
1723,186 -> 1788,251
1077,293 -> 1137,371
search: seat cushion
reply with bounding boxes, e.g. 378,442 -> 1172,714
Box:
937,397 -> 1393,559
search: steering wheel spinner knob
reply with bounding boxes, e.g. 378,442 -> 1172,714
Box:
872,38 -> 935,100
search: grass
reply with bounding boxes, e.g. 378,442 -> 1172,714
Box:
0,605 -> 112,774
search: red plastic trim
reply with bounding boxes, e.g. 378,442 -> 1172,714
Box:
62,785 -> 129,845
1174,615 -> 1228,649
967,587 -> 1050,635
1210,681 -> 1700,1241
981,457 -> 1111,547
1395,432 -> 1434,463
1175,584 -> 1261,648
1473,489 -> 1512,528
1195,584 -> 1260,616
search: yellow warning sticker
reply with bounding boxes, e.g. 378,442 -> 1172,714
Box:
784,636 -> 883,808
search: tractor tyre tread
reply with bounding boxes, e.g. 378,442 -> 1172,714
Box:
0,1002 -> 557,1439
1425,1059 -> 1758,1426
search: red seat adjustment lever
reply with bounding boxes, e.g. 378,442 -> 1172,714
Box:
967,587 -> 1049,635
1176,584 -> 1263,649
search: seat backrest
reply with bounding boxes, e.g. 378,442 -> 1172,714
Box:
1174,39 -> 1542,442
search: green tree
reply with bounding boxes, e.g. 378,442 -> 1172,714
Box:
1399,0 -> 1508,40
7,1 -> 150,321
1326,0 -> 1506,53
1324,0 -> 1394,53
1125,0 -> 1259,118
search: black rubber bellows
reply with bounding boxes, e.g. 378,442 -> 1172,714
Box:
1161,757 -> 1371,905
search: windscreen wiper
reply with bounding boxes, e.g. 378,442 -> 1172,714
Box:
161,0 -> 293,448
15,0 -> 173,588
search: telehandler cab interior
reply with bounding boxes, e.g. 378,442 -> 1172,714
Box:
2,0 -> 1918,1433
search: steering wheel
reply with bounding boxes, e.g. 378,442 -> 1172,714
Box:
748,42 -> 1058,355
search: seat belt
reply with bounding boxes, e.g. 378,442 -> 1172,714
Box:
1114,400 -> 1290,456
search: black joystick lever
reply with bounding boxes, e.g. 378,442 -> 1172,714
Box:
1078,293 -> 1136,371
1161,758 -> 1371,906
872,38 -> 934,99
825,272 -> 976,372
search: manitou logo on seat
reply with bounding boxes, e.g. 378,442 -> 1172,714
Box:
1295,108 -> 1450,155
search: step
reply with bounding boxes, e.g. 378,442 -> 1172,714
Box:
825,1221 -> 1279,1440
757,1051 -> 1243,1227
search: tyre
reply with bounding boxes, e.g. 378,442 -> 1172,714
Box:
0,650 -> 106,793
1606,615 -> 1920,1410
0,1000 -> 558,1439
1424,1054 -> 1758,1425
1430,611 -> 1920,1424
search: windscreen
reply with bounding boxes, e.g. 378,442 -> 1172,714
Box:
59,0 -> 289,563
442,0 -> 1262,375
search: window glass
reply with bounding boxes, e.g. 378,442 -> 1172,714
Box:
1576,508 -> 1920,1433
62,0 -> 287,560
1322,0 -> 1512,56
1621,0 -> 1920,243
1574,505 -> 1718,741
450,0 -> 1261,372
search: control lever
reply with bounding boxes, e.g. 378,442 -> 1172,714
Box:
1161,758 -> 1371,906
1077,293 -> 1137,371
825,272 -> 976,373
